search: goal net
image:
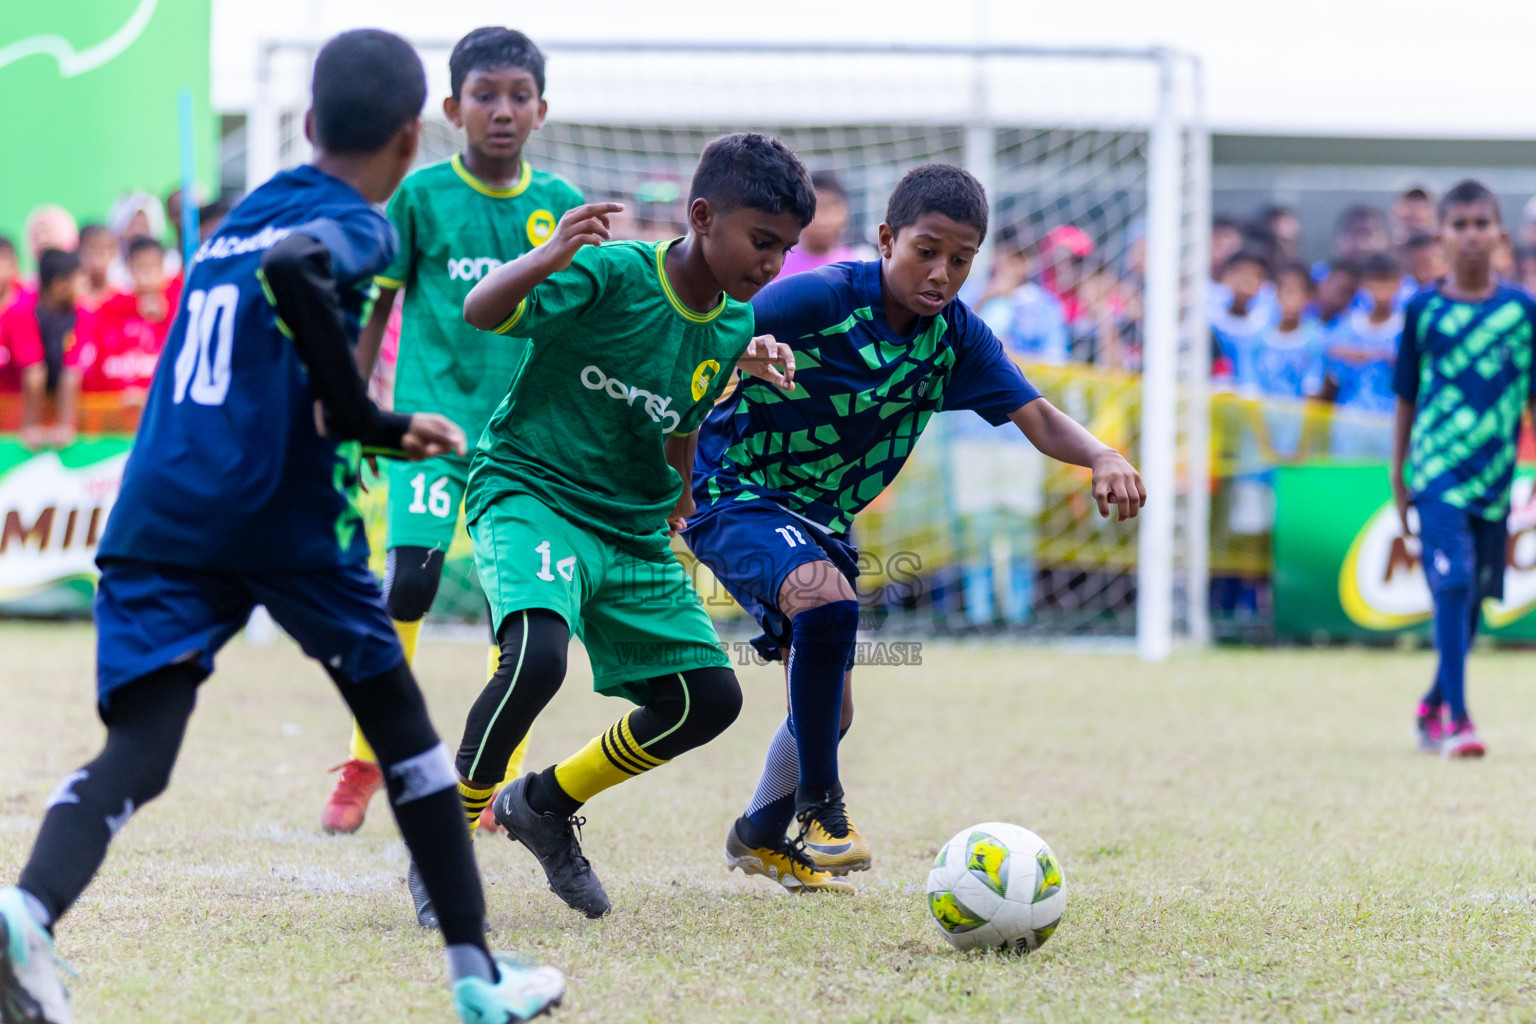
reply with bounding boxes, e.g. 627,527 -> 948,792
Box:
246,41 -> 1209,657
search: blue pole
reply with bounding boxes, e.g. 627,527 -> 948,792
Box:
178,87 -> 201,267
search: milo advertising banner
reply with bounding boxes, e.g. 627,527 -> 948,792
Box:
1273,463 -> 1536,640
0,440 -> 490,621
0,440 -> 130,615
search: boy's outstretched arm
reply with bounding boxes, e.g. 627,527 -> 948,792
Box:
1009,399 -> 1146,522
664,430 -> 699,535
260,233 -> 465,462
1390,398 -> 1415,535
463,202 -> 623,331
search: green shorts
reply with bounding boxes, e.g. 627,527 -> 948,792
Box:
386,456 -> 468,552
470,491 -> 730,699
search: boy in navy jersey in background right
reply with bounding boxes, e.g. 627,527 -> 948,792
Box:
1393,180 -> 1536,760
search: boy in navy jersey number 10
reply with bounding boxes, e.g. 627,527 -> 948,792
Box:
681,165 -> 1145,891
1393,180 -> 1536,760
0,31 -> 564,1024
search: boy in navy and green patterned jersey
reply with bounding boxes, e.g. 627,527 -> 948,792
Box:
321,27 -> 583,845
682,165 -> 1145,891
1392,180 -> 1536,759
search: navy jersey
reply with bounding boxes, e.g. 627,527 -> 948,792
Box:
1392,283 -> 1536,520
98,166 -> 396,572
692,259 -> 1040,534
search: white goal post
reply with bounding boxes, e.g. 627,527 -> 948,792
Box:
244,39 -> 1209,661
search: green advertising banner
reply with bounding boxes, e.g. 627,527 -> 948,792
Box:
0,0 -> 214,263
0,439 -> 492,621
1273,463 -> 1536,641
0,438 -> 132,615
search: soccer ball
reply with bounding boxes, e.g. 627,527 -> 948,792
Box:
924,822 -> 1065,953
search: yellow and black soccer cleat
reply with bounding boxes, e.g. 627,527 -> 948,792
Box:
725,823 -> 855,894
795,790 -> 872,875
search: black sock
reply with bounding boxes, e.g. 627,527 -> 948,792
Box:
331,660 -> 491,956
734,814 -> 780,849
18,666 -> 199,925
527,765 -> 581,818
386,769 -> 489,953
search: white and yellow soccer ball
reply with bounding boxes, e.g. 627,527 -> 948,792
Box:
925,822 -> 1065,952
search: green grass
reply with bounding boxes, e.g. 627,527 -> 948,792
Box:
6,623 -> 1536,1022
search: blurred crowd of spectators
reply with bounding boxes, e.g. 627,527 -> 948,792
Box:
0,189 -> 231,447
16,171 -> 1526,454
1208,189 -> 1474,422
940,184 -> 1536,436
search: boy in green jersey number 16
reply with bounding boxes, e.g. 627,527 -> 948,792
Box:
419,133 -> 813,922
320,28 -> 584,843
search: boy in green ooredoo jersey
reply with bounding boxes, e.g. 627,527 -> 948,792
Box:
446,133 -> 815,919
320,27 -> 583,845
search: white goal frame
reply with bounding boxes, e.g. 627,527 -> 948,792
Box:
244,39 -> 1210,661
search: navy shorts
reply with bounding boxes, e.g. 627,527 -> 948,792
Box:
681,502 -> 859,661
94,558 -> 404,712
1416,499 -> 1506,601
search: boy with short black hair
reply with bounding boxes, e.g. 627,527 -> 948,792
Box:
1240,262 -> 1327,402
0,29 -> 565,1024
2,247 -> 85,449
1393,179 -> 1536,759
681,164 -> 1143,891
1211,250 -> 1272,383
76,224 -> 118,310
1335,204 -> 1391,263
1403,232 -> 1447,292
320,25 -> 585,845
452,132 -> 814,919
1313,258 -> 1361,331
1323,252 -> 1404,422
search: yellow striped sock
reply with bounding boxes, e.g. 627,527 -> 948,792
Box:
553,713 -> 669,804
458,780 -> 497,832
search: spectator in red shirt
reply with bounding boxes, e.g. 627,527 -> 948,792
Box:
2,249 -> 86,449
0,237 -> 20,314
77,223 -> 120,311
78,237 -> 177,405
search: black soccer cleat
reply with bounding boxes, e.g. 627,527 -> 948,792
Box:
493,774 -> 611,919
406,860 -> 439,930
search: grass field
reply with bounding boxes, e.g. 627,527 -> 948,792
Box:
6,623 -> 1536,1022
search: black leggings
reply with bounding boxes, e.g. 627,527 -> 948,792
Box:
18,664 -> 203,924
21,658 -> 487,949
383,545 -> 444,622
455,608 -> 743,787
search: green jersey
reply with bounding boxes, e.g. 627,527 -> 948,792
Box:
465,239 -> 754,560
376,154 -> 583,435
